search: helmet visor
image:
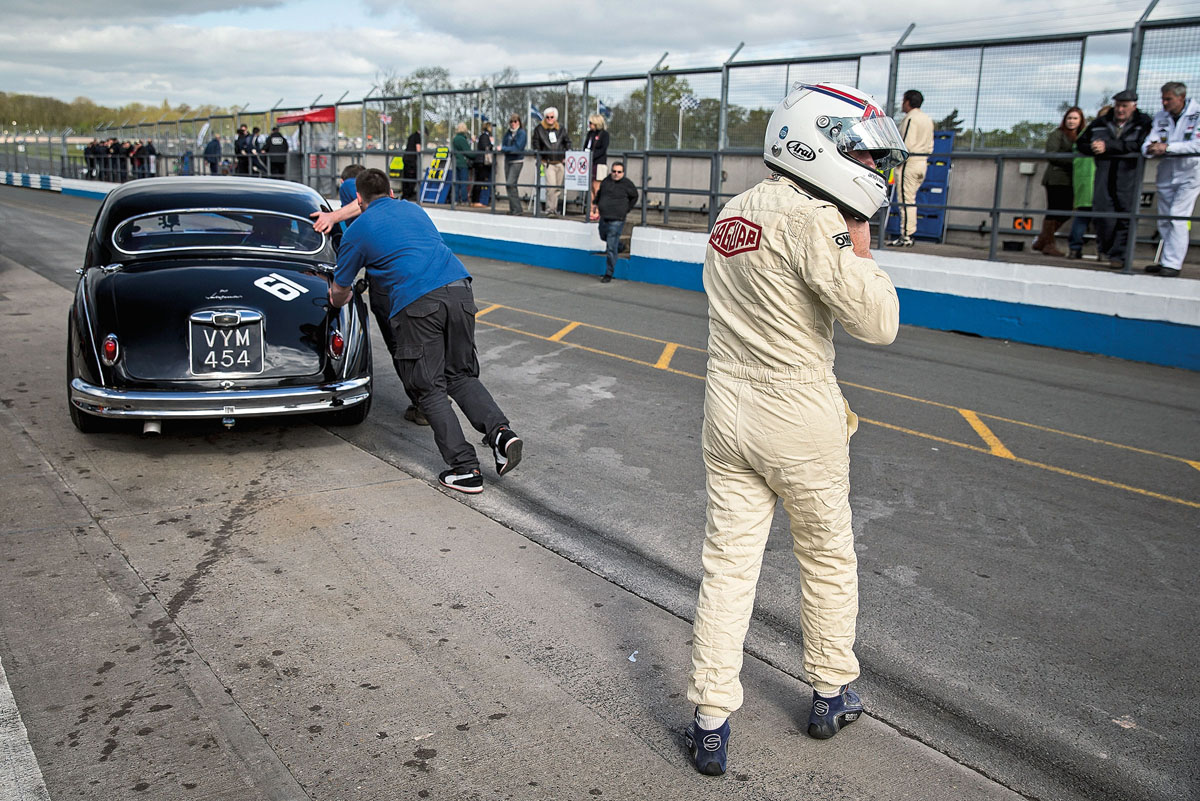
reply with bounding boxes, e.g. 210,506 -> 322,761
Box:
831,115 -> 909,173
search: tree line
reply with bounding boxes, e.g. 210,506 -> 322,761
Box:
0,92 -> 230,133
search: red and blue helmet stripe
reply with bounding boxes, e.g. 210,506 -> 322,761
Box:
803,83 -> 884,119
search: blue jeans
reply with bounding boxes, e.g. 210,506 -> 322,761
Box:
1068,207 -> 1092,253
454,166 -> 470,203
598,218 -> 623,277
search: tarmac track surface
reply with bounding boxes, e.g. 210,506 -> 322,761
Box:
0,184 -> 1197,801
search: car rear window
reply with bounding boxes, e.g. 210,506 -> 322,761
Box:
113,210 -> 326,255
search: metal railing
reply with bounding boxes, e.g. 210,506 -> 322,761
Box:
5,134 -> 1197,275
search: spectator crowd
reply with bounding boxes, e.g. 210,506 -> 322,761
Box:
81,123 -> 293,182
894,81 -> 1199,277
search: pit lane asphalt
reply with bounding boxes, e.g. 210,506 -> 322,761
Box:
1,184 -> 1197,801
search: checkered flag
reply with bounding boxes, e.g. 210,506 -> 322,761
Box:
680,94 -> 701,111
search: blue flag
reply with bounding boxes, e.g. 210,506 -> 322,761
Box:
529,104 -> 543,122
597,100 -> 612,121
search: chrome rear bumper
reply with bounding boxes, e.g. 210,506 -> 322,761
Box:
69,376 -> 370,419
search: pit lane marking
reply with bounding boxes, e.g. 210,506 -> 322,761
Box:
548,321 -> 582,342
958,409 -> 1015,459
476,299 -> 1198,509
655,343 -> 680,370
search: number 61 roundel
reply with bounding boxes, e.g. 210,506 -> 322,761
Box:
254,272 -> 311,301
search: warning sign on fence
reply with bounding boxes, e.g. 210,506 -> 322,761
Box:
564,150 -> 590,191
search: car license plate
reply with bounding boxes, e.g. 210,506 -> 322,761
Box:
190,314 -> 264,375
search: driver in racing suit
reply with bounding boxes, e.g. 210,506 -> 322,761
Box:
685,83 -> 906,777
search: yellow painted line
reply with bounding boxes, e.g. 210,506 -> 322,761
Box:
859,418 -> 985,452
959,409 -> 1016,459
475,301 -> 1197,509
841,379 -> 1196,467
861,417 -> 1200,509
655,342 -> 680,370
478,319 -> 704,379
475,303 -> 501,318
548,321 -> 581,342
477,300 -> 706,352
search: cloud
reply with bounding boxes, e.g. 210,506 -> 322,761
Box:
0,0 -> 1162,122
7,0 -> 284,22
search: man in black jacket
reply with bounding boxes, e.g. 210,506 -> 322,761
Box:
203,135 -> 222,175
530,107 -> 569,216
234,125 -> 251,175
1076,90 -> 1153,268
594,162 -> 638,283
263,126 -> 289,178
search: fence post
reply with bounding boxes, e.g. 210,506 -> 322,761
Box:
989,155 -> 1005,260
885,24 -> 915,116
1121,153 -> 1147,273
1126,0 -> 1161,91
714,42 -> 742,232
708,154 -> 721,231
663,154 -> 672,225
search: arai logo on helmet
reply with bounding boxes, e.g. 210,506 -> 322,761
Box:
709,217 -> 762,257
786,141 -> 815,161
778,126 -> 788,139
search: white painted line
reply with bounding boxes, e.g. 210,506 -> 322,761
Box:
0,655 -> 51,801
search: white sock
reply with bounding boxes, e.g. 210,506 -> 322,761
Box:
695,711 -> 727,731
816,686 -> 844,699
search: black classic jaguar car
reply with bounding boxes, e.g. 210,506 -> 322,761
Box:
68,177 -> 372,433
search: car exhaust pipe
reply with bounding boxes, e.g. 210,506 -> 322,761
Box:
142,420 -> 162,436
222,417 -> 236,429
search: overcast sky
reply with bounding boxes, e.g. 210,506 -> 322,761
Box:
2,0 -> 1196,116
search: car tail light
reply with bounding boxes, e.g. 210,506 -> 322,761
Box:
328,329 -> 345,359
101,333 -> 120,366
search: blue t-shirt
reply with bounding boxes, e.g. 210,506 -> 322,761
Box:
338,178 -> 357,230
334,196 -> 470,317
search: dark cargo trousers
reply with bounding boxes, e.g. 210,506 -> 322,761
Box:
367,279 -> 421,410
389,281 -> 509,471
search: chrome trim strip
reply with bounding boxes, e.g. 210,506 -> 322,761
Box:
69,376 -> 370,419
80,273 -> 105,378
190,309 -> 264,327
110,208 -> 328,257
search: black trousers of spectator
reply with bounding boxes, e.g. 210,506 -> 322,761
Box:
1094,186 -> 1135,259
389,281 -> 508,472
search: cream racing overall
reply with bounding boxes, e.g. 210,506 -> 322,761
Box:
689,175 -> 899,716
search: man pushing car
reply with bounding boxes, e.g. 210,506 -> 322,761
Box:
320,168 -> 523,494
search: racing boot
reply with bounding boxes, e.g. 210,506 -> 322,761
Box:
684,712 -> 730,776
807,685 -> 864,740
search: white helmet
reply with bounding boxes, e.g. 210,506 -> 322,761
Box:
764,82 -> 909,220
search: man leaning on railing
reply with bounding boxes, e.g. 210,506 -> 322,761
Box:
1142,81 -> 1200,278
1075,90 -> 1153,270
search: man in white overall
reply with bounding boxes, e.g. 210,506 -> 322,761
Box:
1143,81 -> 1200,278
685,83 -> 906,776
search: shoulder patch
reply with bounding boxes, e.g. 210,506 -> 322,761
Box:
833,232 -> 853,249
709,217 -> 762,257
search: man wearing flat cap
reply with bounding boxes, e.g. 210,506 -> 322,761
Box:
1075,89 -> 1153,268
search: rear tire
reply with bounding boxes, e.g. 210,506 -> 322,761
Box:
323,394 -> 371,426
67,349 -> 112,433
